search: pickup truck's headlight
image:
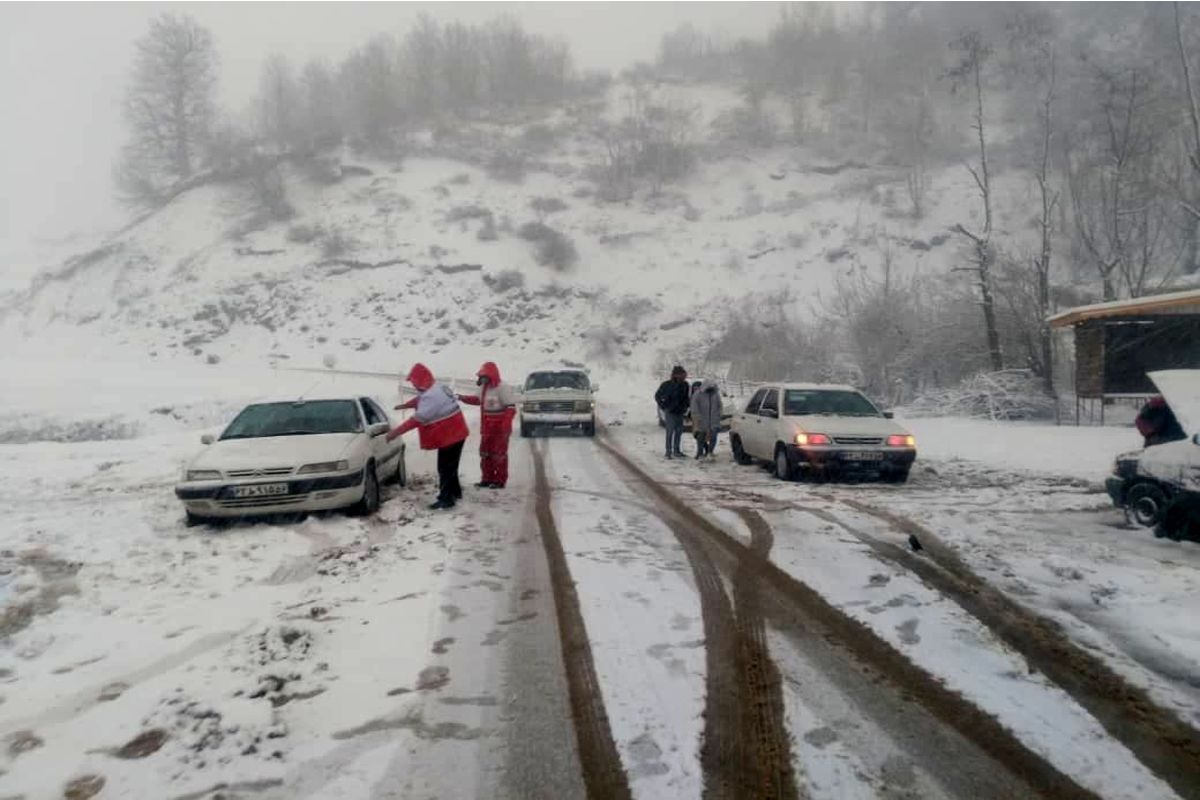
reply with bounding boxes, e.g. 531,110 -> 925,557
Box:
186,470 -> 222,481
297,460 -> 349,474
575,400 -> 593,412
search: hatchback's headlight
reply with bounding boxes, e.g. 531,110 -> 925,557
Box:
186,470 -> 222,481
298,460 -> 349,474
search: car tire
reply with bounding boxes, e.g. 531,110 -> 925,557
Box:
349,464 -> 380,517
774,445 -> 796,482
185,511 -> 211,528
882,466 -> 911,484
394,453 -> 407,488
1127,481 -> 1169,528
731,435 -> 752,465
521,421 -> 533,438
583,419 -> 596,437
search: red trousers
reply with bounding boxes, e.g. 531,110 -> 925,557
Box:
480,430 -> 510,486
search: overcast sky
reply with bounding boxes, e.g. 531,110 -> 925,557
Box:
0,1 -> 785,274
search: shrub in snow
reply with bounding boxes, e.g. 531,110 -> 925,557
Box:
287,223 -> 322,244
529,196 -> 569,219
904,370 -> 1057,421
483,269 -> 525,293
486,151 -> 527,183
476,215 -> 499,241
518,222 -> 578,271
318,227 -> 356,259
445,204 -> 492,222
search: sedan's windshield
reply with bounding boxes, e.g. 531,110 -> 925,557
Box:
525,371 -> 590,391
220,400 -> 362,439
784,390 -> 881,417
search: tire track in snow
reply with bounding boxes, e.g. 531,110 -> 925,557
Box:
819,495 -> 1200,800
596,435 -> 1100,800
596,441 -> 801,800
530,439 -> 632,800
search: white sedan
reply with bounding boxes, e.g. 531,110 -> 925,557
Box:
175,396 -> 406,525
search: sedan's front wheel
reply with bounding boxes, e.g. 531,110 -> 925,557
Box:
350,465 -> 381,516
774,446 -> 797,482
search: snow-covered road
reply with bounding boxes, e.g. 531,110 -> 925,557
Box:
2,384 -> 1199,799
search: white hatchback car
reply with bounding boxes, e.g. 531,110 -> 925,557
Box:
175,396 -> 406,525
730,383 -> 917,482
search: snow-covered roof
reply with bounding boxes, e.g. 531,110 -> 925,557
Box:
1047,288 -> 1200,328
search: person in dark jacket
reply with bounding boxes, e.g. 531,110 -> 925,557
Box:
655,365 -> 690,458
389,363 -> 470,510
1135,396 -> 1186,448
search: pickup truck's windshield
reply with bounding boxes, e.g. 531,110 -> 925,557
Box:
784,390 -> 880,417
220,400 -> 362,439
525,371 -> 590,391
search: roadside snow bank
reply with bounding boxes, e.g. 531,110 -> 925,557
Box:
903,417 -> 1141,482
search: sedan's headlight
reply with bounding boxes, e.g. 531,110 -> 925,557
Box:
186,470 -> 222,481
297,460 -> 349,474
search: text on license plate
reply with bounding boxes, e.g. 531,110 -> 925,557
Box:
233,483 -> 289,498
842,451 -> 883,462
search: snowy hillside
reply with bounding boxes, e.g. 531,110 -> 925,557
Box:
1,82 -> 1049,384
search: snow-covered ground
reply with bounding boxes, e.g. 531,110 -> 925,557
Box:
0,351 -> 1194,798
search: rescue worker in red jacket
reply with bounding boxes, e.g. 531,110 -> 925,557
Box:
388,363 -> 470,510
457,361 -> 518,489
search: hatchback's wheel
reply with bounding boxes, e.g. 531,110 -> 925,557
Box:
774,446 -> 796,482
394,453 -> 407,487
350,465 -> 380,516
185,511 -> 210,528
1127,481 -> 1169,528
731,435 -> 752,465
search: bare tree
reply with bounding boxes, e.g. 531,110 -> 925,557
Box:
299,59 -> 343,153
256,54 -> 300,154
948,29 -> 1004,372
1066,64 -> 1173,298
116,13 -> 217,203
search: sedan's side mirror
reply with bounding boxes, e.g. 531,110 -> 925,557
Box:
368,422 -> 390,438
200,434 -> 214,445
761,409 -> 778,419
883,411 -> 895,419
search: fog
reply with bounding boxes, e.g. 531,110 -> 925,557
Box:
0,1 -> 784,276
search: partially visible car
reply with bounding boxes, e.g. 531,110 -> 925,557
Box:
175,395 -> 406,525
729,383 -> 916,482
520,368 -> 597,437
1106,369 -> 1200,541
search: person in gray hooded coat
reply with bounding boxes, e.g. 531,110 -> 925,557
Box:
689,379 -> 723,459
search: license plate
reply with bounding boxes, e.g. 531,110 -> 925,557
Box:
232,483 -> 289,498
842,451 -> 883,462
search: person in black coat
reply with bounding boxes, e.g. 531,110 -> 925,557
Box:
655,365 -> 690,458
1135,396 -> 1186,447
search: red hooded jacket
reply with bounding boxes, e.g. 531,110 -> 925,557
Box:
389,363 -> 470,450
459,361 -> 517,436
